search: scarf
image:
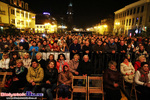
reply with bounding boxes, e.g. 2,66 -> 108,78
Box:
139,68 -> 149,83
15,66 -> 25,75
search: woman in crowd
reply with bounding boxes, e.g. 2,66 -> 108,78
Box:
60,42 -> 69,52
134,55 -> 146,71
9,52 -> 20,70
103,61 -> 123,100
120,56 -> 135,84
56,54 -> 68,73
68,54 -> 80,75
46,54 -> 56,67
51,42 -> 60,52
41,61 -> 58,100
58,65 -> 73,100
135,62 -> 150,100
36,52 -> 46,70
0,53 -> 10,72
25,59 -> 44,93
22,53 -> 31,69
7,59 -> 27,93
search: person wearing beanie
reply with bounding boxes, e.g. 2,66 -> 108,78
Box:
135,62 -> 150,100
24,59 -> 44,93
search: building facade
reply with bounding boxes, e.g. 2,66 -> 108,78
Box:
114,0 -> 150,36
35,13 -> 57,34
0,0 -> 36,33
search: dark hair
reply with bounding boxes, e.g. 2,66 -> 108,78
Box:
141,62 -> 148,67
31,59 -> 38,63
57,54 -> 66,61
49,54 -> 54,60
63,65 -> 69,72
122,56 -> 129,62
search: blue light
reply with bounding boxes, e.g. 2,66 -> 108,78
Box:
43,12 -> 50,15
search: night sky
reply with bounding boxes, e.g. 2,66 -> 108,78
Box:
24,0 -> 139,28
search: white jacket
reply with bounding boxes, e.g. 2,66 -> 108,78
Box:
0,58 -> 10,69
22,58 -> 31,69
135,70 -> 150,86
120,62 -> 135,83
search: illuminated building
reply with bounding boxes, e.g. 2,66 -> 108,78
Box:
0,0 -> 36,33
114,0 -> 150,36
35,13 -> 57,34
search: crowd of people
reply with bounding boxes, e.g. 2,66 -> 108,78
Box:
0,33 -> 150,100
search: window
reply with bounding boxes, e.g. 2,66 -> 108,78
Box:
141,6 -> 144,13
11,9 -> 15,15
133,8 -> 136,14
0,17 -> 2,23
130,9 -> 132,15
139,17 -> 143,25
126,19 -> 128,26
21,12 -> 24,17
11,19 -> 15,24
149,16 -> 150,22
21,2 -> 24,8
124,20 -> 125,25
136,17 -> 139,23
137,7 -> 140,14
127,10 -> 129,16
40,26 -> 42,28
132,18 -> 134,26
37,26 -> 39,28
17,0 -> 19,6
124,12 -> 126,16
129,19 -> 131,26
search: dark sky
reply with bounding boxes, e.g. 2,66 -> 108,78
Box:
24,0 -> 139,28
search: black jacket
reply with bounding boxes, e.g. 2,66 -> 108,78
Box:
43,68 -> 58,84
38,59 -> 46,70
77,61 -> 93,76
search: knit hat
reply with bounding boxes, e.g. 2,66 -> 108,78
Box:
141,62 -> 148,67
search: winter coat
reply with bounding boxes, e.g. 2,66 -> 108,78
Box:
120,62 -> 135,83
26,64 -> 44,85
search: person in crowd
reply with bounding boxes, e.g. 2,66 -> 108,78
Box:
56,54 -> 68,73
118,40 -> 127,61
0,53 -> 10,72
127,44 -> 136,62
25,59 -> 44,93
82,40 -> 92,59
60,42 -> 69,52
58,65 -> 73,100
135,62 -> 150,100
29,41 -> 39,58
134,55 -> 146,71
36,52 -> 46,70
9,52 -> 20,70
69,39 -> 81,60
66,35 -> 73,47
46,54 -> 56,67
19,38 -> 29,51
105,38 -> 117,53
51,42 -> 60,52
7,59 -> 27,93
22,53 -> 31,69
40,40 -> 50,52
41,61 -> 58,100
93,40 -> 104,54
9,39 -> 15,50
103,61 -> 123,100
120,56 -> 135,84
135,45 -> 149,59
69,54 -> 80,75
18,46 -> 26,59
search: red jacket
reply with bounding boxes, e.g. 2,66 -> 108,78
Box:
56,60 -> 68,72
134,61 -> 141,71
